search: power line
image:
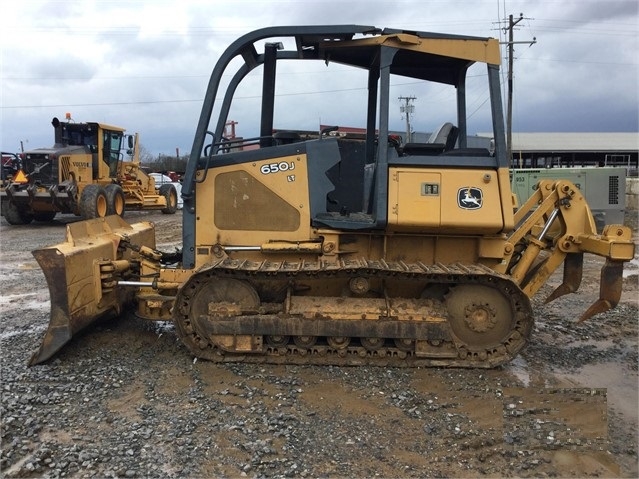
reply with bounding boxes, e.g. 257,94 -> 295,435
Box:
500,13 -> 536,162
398,96 -> 416,143
0,99 -> 203,109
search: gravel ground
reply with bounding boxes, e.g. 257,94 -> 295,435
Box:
1,209 -> 637,478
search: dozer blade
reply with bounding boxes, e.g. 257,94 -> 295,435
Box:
29,216 -> 156,365
545,253 -> 583,304
578,259 -> 625,323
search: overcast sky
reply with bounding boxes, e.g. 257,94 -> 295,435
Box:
1,0 -> 637,157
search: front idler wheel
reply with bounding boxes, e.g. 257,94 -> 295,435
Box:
174,276 -> 261,359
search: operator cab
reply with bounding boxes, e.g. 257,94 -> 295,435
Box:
182,26 -> 508,264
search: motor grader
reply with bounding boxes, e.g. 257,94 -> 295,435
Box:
0,115 -> 178,224
29,25 -> 634,368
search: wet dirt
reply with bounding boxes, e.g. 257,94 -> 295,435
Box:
1,208 -> 637,478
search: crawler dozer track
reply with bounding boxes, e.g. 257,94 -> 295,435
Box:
174,259 -> 534,368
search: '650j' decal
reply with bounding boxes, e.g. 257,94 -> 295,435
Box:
260,161 -> 296,175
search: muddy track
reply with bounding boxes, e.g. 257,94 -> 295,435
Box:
174,260 -> 533,368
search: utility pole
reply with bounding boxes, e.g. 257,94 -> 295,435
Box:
399,96 -> 416,143
502,14 -> 536,164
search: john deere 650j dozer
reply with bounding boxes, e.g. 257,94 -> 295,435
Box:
30,25 -> 634,367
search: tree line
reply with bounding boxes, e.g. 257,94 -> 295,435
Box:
139,145 -> 188,175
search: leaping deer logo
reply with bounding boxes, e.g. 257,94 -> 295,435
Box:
458,187 -> 483,210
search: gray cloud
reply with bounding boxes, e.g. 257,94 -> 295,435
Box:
1,0 -> 636,156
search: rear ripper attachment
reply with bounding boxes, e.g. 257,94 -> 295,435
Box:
506,179 -> 635,324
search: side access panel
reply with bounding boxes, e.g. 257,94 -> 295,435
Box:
388,167 -> 507,234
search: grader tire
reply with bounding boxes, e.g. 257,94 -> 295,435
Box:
79,185 -> 108,219
105,184 -> 126,217
159,184 -> 178,214
2,200 -> 33,225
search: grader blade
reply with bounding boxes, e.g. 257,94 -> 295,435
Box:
545,253 -> 583,304
578,259 -> 625,323
30,216 -> 156,365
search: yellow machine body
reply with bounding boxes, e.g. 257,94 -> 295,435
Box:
29,26 -> 635,367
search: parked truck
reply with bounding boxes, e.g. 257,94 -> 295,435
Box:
0,115 -> 178,224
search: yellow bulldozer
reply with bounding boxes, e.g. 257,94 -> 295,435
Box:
29,26 -> 634,367
0,115 -> 178,224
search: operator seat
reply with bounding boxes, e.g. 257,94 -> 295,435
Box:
400,122 -> 458,156
273,131 -> 302,145
428,122 -> 458,149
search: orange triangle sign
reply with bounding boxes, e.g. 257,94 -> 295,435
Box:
13,170 -> 28,183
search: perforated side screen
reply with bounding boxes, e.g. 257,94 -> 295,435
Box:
214,171 -> 300,231
608,175 -> 619,205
